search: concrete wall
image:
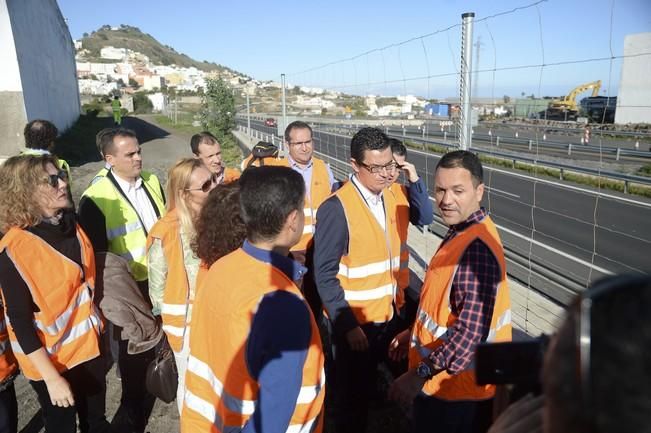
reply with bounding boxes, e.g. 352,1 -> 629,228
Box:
0,0 -> 27,156
615,33 -> 651,125
0,0 -> 80,158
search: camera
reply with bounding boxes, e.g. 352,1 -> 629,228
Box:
475,335 -> 550,397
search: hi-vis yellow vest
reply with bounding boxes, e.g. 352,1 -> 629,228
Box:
181,248 -> 325,433
333,181 -> 401,325
408,215 -> 512,401
20,149 -> 72,184
0,226 -> 103,381
82,171 -> 166,281
146,209 -> 193,353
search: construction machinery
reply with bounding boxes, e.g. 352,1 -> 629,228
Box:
543,80 -> 602,121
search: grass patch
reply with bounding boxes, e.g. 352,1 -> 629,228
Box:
153,115 -> 242,167
54,114 -> 113,165
403,140 -> 651,198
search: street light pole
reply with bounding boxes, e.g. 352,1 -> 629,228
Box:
459,12 -> 474,150
281,73 -> 287,138
246,92 -> 251,138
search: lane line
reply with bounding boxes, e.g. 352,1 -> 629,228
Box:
485,186 -> 520,199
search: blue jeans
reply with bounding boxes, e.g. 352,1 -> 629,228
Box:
412,395 -> 493,433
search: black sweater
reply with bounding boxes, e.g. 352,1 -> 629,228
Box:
0,211 -> 81,354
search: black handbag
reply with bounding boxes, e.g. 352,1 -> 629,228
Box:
145,336 -> 178,403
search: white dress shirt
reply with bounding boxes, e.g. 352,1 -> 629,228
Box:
351,175 -> 386,231
112,171 -> 159,232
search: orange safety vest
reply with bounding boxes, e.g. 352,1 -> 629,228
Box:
0,226 -> 102,381
147,209 -> 194,353
408,215 -> 512,400
181,248 -> 325,433
387,182 -> 410,309
0,307 -> 18,382
332,180 -> 401,325
223,167 -> 241,184
278,158 -> 332,252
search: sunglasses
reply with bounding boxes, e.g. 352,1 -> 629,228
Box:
185,174 -> 218,193
46,170 -> 68,188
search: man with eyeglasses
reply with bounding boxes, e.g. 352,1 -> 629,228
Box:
78,127 -> 166,433
280,121 -> 335,269
190,131 -> 240,184
312,127 -> 428,433
388,150 -> 511,433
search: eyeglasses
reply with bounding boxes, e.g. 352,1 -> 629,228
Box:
45,170 -> 68,188
185,174 -> 217,193
288,139 -> 313,147
358,161 -> 399,174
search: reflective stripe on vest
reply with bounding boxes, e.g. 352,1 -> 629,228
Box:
181,248 -> 325,433
408,215 -> 512,401
333,181 -> 401,324
0,226 -> 102,380
83,172 -> 165,281
146,209 -> 194,352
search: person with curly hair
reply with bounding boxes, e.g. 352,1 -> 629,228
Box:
192,181 -> 247,269
146,158 -> 217,412
0,154 -> 108,433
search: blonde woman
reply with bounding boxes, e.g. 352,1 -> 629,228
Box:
146,158 -> 217,412
0,155 -> 107,433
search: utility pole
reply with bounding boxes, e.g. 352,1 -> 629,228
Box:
459,12 -> 474,150
246,92 -> 251,137
281,73 -> 287,143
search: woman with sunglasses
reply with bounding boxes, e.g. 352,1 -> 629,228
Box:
146,157 -> 217,412
0,155 -> 108,433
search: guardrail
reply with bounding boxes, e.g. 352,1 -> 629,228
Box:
316,123 -> 651,193
330,123 -> 651,161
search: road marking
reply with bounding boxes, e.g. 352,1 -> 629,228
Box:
485,186 -> 520,199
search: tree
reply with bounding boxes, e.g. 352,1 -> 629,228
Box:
503,95 -> 511,104
201,78 -> 235,138
82,32 -> 89,38
129,78 -> 140,89
133,93 -> 153,114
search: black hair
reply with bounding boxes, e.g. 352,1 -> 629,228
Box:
102,127 -> 138,156
350,127 -> 391,164
95,127 -> 115,157
389,138 -> 407,157
190,131 -> 219,155
284,121 -> 313,142
24,120 -> 58,150
239,166 -> 305,243
436,150 -> 483,186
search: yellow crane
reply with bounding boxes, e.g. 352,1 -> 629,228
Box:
545,80 -> 601,120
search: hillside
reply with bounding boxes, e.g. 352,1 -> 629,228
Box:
79,24 -> 243,75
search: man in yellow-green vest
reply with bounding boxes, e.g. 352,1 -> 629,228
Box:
79,127 -> 165,432
112,95 -> 122,125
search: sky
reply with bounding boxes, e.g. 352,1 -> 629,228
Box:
57,0 -> 651,99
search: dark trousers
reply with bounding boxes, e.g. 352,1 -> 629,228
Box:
332,317 -> 400,433
0,382 -> 17,433
413,395 -> 493,433
30,356 -> 109,433
113,279 -> 156,432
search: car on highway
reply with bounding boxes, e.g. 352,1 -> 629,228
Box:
265,118 -> 277,127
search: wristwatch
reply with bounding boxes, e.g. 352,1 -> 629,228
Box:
416,361 -> 435,380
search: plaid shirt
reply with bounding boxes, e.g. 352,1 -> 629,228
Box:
428,207 -> 500,374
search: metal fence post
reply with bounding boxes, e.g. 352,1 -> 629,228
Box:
459,12 -> 474,150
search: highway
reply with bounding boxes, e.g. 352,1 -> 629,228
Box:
241,118 -> 651,304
